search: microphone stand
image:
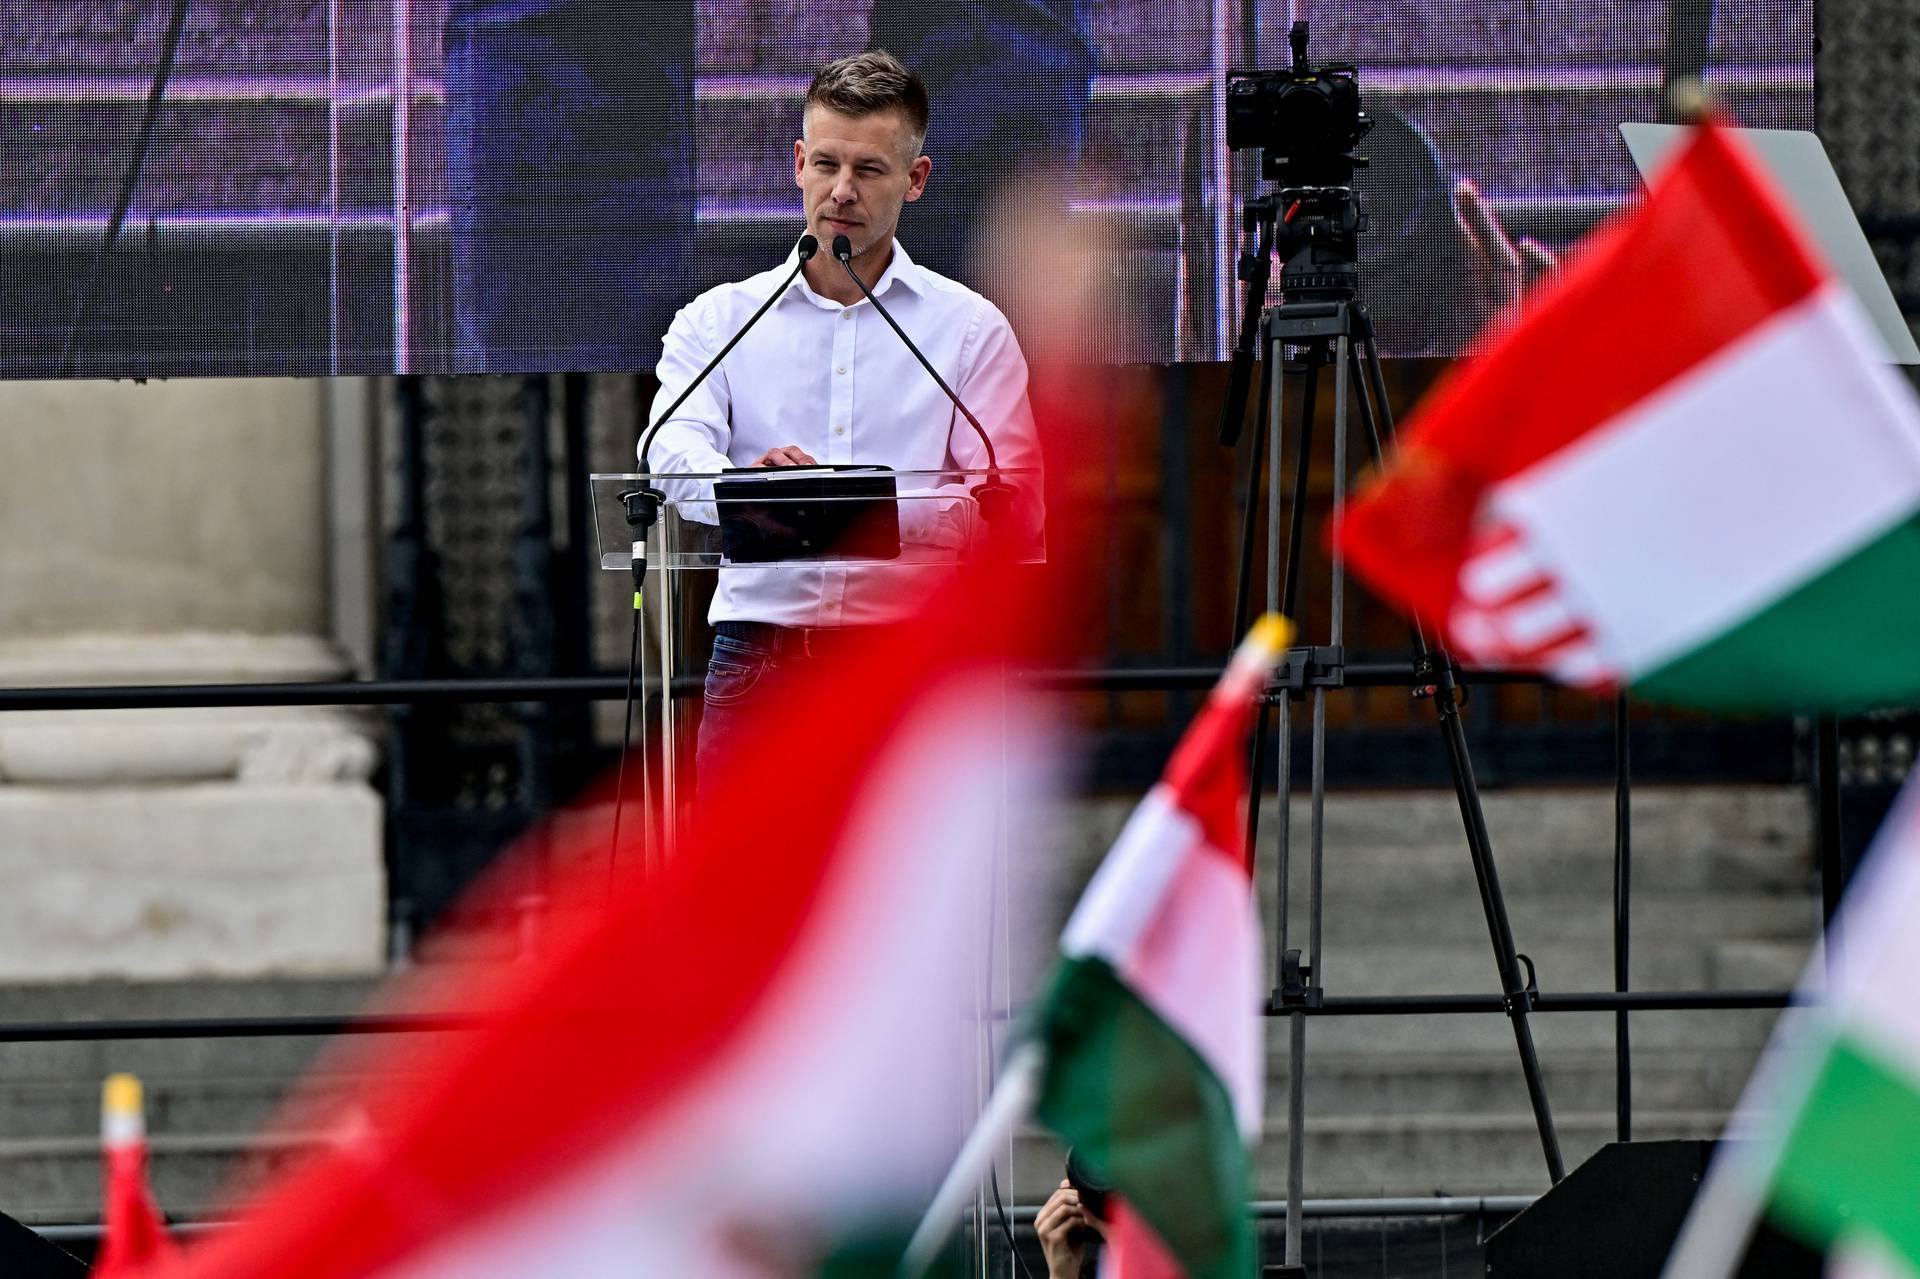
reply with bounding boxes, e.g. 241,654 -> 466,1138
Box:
623,233 -> 822,566
608,232 -> 818,874
831,235 -> 1018,529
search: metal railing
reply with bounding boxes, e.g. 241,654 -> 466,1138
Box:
0,665 -> 1813,1055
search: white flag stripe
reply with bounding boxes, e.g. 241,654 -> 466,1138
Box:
1492,588 -> 1581,650
1814,785 -> 1920,1072
372,682 -> 1041,1279
1110,834 -> 1265,1133
1448,607 -> 1502,657
1827,1232 -> 1920,1279
1059,788 -> 1262,1127
1543,641 -> 1610,687
1490,284 -> 1920,679
1459,537 -> 1546,604
1060,786 -> 1195,963
1665,777 -> 1920,1279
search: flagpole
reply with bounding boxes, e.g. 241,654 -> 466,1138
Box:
899,1042 -> 1045,1279
1659,1165 -> 1760,1279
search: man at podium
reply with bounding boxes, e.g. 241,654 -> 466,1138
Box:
640,50 -> 1043,784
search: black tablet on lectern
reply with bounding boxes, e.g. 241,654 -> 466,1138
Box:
713,466 -> 903,563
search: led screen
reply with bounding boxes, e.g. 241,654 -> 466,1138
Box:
2,0 -> 1811,376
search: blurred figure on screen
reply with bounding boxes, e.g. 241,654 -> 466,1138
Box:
443,0 -> 692,372
868,0 -> 1094,287
638,52 -> 1044,788
1358,110 -> 1557,354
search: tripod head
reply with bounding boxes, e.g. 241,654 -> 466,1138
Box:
1270,185 -> 1368,304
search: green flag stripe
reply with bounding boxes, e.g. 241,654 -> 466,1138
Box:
1767,1033 -> 1920,1269
1032,957 -> 1254,1279
1635,513 -> 1920,712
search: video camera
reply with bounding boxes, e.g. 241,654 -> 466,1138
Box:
1215,20 -> 1374,446
1226,21 -> 1372,186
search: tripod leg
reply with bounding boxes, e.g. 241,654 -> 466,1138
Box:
1246,344 -> 1319,1267
1434,683 -> 1567,1182
1268,355 -> 1318,962
1352,333 -> 1567,1183
1614,691 -> 1633,1143
1279,363 -> 1319,620
1230,348 -> 1273,640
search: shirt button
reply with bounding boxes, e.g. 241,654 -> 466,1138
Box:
836,366 -> 847,375
834,425 -> 846,435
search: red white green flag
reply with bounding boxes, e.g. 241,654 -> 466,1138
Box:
141,544 -> 1068,1279
1336,120 -> 1920,713
1031,615 -> 1291,1279
1666,773 -> 1920,1278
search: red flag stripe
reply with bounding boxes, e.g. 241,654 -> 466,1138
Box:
1100,1195 -> 1184,1279
1160,628 -> 1284,874
180,561 -> 1058,1279
1336,122 -> 1830,628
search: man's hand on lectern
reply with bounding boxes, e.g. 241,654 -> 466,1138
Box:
751,445 -> 819,467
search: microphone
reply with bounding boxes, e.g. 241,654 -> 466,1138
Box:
831,234 -> 1017,526
626,232 -> 819,581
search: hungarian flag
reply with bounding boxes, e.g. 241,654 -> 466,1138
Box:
96,1074 -> 182,1279
1665,775 -> 1920,1278
1336,120 -> 1920,713
1031,615 -> 1290,1278
146,543 -> 1069,1279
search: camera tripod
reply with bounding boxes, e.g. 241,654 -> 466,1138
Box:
1223,287 -> 1567,1270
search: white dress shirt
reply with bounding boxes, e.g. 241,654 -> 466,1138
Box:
643,239 -> 1041,628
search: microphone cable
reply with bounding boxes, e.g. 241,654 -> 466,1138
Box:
56,0 -> 193,377
605,572 -> 648,895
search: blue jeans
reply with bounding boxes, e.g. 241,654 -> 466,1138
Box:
695,632 -> 778,797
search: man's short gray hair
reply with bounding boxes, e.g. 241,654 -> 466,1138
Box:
804,50 -> 930,160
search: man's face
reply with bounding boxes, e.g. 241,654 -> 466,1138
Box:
793,105 -> 931,261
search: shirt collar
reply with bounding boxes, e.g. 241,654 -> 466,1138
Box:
784,237 -> 928,310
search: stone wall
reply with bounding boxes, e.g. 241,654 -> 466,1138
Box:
0,378 -> 385,981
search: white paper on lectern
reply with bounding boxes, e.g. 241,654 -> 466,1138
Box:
1619,123 -> 1920,365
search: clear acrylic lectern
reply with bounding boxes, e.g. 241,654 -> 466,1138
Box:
588,468 -> 1041,853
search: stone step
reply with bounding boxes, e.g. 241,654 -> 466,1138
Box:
1046,787 -> 1811,895
1245,937 -> 1804,997
1,1046 -> 1748,1149
1267,1047 -> 1762,1115
1260,995 -> 1799,1058
999,938 -> 1743,1010
1008,1108 -> 1740,1203
0,1130 -> 323,1225
0,1071 -> 402,1142
1256,890 -> 1816,949
0,976 -> 483,1086
1251,1108 -> 1736,1199
0,1097 -> 1753,1225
